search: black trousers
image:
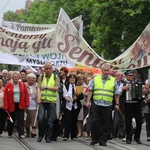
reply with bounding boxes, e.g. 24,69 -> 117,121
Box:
51,119 -> 59,139
63,107 -> 80,139
8,103 -> 25,136
91,102 -> 112,143
113,110 -> 125,138
0,108 -> 7,134
125,103 -> 142,141
59,114 -> 64,136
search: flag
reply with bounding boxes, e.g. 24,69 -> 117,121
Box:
6,111 -> 13,123
83,113 -> 89,126
85,87 -> 89,93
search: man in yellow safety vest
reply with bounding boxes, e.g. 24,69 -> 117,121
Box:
37,62 -> 60,143
86,63 -> 119,146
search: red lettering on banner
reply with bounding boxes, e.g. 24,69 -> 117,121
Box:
111,53 -> 150,70
6,39 -> 19,52
111,61 -> 117,66
119,59 -> 124,64
57,34 -> 104,68
143,55 -> 148,66
57,32 -> 150,69
125,54 -> 149,69
32,38 -> 53,53
129,58 -> 133,63
0,27 -> 47,40
41,38 -> 49,48
77,51 -> 103,68
137,59 -> 141,67
126,64 -> 136,69
69,47 -> 82,59
90,58 -> 104,68
0,37 -> 29,52
57,34 -> 74,53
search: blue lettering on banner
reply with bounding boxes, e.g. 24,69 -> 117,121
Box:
14,53 -> 65,60
50,53 -> 57,59
25,58 -> 68,66
18,59 -> 25,63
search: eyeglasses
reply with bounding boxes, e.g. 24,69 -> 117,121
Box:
45,68 -> 52,70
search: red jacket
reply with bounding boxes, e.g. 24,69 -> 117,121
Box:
4,81 -> 29,112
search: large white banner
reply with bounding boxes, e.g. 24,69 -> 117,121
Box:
55,8 -> 107,69
0,8 -> 150,70
110,23 -> 150,70
0,16 -> 82,67
2,15 -> 83,34
0,16 -> 83,54
0,26 -> 55,54
0,52 -> 75,68
55,8 -> 150,70
2,21 -> 56,31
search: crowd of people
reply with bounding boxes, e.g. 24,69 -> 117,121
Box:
0,62 -> 150,147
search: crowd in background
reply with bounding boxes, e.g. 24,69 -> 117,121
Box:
0,62 -> 150,146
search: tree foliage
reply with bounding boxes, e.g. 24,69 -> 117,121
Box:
3,11 -> 21,22
90,0 -> 150,59
3,0 -> 150,60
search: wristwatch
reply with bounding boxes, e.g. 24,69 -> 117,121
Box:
115,104 -> 119,106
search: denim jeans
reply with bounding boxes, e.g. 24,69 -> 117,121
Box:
38,102 -> 56,139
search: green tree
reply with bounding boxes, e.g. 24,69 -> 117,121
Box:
90,0 -> 150,59
3,10 -> 25,22
3,11 -> 19,22
25,0 -> 93,44
3,0 -> 150,60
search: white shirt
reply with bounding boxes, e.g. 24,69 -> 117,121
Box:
63,83 -> 77,110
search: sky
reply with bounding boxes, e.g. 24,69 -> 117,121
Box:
0,0 -> 26,24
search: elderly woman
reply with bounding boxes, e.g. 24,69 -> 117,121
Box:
4,71 -> 29,139
0,78 -> 7,135
25,73 -> 38,138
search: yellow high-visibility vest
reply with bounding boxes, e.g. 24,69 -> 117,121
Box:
93,75 -> 115,102
41,74 -> 57,102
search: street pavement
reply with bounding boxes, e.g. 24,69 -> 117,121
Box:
0,123 -> 150,150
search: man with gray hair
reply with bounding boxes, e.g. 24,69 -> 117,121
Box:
86,63 -> 120,146
37,62 -> 59,143
112,70 -> 125,139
